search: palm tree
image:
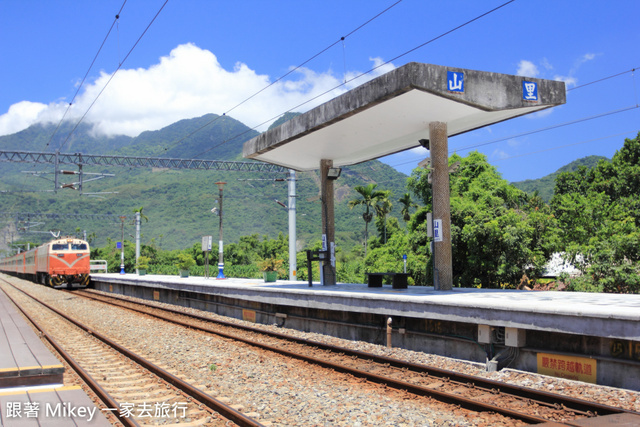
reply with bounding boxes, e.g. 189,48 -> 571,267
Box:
375,192 -> 392,244
133,206 -> 149,223
348,183 -> 387,257
398,193 -> 417,223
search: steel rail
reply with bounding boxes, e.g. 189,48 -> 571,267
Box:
0,282 -> 139,427
75,290 -> 569,424
5,282 -> 264,427
80,289 -> 633,420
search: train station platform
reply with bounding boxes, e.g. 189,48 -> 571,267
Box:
0,290 -> 64,389
91,273 -> 640,391
0,287 -> 112,425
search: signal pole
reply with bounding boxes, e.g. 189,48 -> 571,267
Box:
119,216 -> 126,274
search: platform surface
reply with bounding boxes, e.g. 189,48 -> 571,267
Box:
93,274 -> 640,340
0,385 -> 112,426
0,290 -> 64,388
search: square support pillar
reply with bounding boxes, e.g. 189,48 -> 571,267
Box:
430,121 -> 453,290
320,159 -> 337,285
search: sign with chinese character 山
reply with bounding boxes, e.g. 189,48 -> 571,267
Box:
447,71 -> 464,93
433,219 -> 443,242
537,353 -> 597,384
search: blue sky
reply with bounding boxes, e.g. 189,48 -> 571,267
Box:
0,0 -> 638,183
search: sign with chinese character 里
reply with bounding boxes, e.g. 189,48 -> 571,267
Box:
523,80 -> 538,101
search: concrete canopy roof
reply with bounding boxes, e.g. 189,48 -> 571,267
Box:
243,62 -> 566,171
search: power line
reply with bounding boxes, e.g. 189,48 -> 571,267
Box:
491,130 -> 637,163
567,67 -> 637,92
453,104 -> 639,154
190,0 -> 518,159
45,1 -> 129,150
57,0 -> 169,153
166,0 -> 404,157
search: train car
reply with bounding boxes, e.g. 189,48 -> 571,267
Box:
0,237 -> 91,288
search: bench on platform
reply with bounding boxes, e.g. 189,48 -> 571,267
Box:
365,272 -> 409,289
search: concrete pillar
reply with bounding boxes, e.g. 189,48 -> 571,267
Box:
288,169 -> 297,281
320,159 -> 336,286
430,121 -> 453,290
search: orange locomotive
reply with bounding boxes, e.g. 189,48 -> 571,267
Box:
0,237 -> 91,288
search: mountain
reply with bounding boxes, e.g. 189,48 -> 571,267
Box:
0,114 -> 408,251
511,155 -> 609,202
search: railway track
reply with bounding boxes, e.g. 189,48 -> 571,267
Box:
0,279 -> 266,427
70,288 -> 640,426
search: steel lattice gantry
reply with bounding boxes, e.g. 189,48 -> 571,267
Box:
0,212 -> 127,222
0,150 -> 288,173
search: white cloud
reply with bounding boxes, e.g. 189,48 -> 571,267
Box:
408,146 -> 429,155
506,138 -> 521,148
491,149 -> 510,160
580,53 -> 596,63
554,74 -> 577,88
0,101 -> 49,136
516,60 -> 539,77
0,43 -> 396,138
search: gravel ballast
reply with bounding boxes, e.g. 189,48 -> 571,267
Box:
3,276 -> 639,426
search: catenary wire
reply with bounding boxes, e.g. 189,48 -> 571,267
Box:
44,1 -> 129,151
161,0 -> 404,155
452,104 -> 639,154
191,0 -> 517,159
56,0 -> 169,154
366,67 -> 640,171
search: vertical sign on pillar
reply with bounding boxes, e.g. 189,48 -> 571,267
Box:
433,219 -> 443,242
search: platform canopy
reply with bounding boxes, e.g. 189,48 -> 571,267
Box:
243,62 -> 566,171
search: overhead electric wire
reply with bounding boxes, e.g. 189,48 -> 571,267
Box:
45,1 -> 129,150
567,67 -> 637,92
452,104 -> 639,154
364,67 -> 640,173
490,130 -> 638,163
56,0 -> 169,154
163,0 -> 404,156
190,0 -> 517,160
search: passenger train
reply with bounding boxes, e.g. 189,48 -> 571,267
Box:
0,237 -> 91,288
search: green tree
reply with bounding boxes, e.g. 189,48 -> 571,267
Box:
408,151 -> 559,288
551,132 -> 640,293
374,191 -> 393,244
398,192 -> 417,223
348,183 -> 388,257
133,206 -> 149,223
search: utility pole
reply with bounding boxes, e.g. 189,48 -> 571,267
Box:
135,211 -> 141,274
215,182 -> 226,279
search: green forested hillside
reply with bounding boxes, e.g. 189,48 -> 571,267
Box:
0,113 -> 408,251
511,155 -> 608,201
3,122 -> 638,292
